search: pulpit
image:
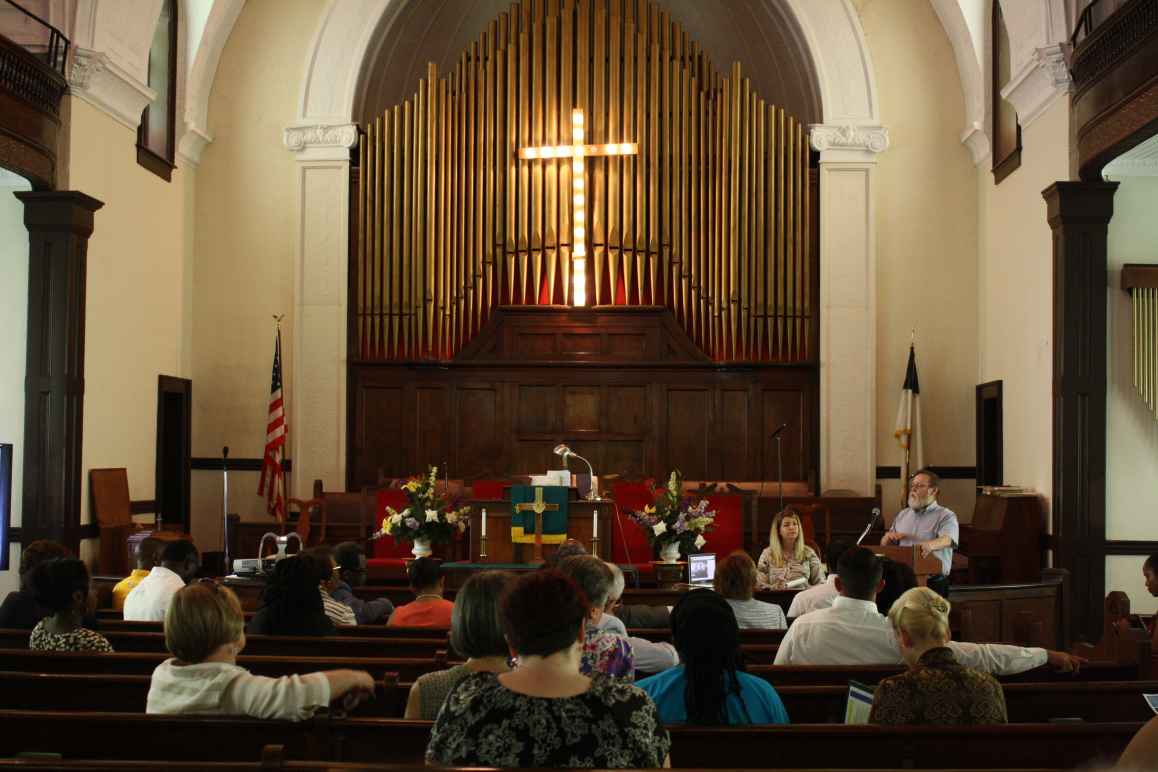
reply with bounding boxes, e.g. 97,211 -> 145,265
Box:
870,545 -> 943,587
959,493 -> 1044,584
469,489 -> 612,563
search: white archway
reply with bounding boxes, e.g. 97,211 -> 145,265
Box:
178,0 -> 246,163
282,0 -> 888,496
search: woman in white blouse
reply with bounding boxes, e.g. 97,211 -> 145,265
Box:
756,509 -> 822,590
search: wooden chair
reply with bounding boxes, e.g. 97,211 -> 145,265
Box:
286,495 -> 324,546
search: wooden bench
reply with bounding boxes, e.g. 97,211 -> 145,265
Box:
4,669 -> 1152,724
0,762 -> 1073,772
0,650 -> 448,682
0,709 -> 1140,767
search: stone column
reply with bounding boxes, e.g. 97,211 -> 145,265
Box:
15,191 -> 104,550
811,125 -> 889,495
283,123 -> 359,495
1043,180 -> 1117,643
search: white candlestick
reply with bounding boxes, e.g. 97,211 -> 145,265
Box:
592,507 -> 598,540
481,507 -> 487,537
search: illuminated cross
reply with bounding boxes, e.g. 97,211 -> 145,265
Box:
519,109 -> 637,306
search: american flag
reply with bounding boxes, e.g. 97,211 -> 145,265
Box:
258,328 -> 286,522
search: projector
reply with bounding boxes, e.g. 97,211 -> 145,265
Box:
232,558 -> 267,576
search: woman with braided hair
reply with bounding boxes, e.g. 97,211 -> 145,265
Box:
637,590 -> 789,725
246,554 -> 336,636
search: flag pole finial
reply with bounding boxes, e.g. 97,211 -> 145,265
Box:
910,328 -> 915,345
273,314 -> 285,327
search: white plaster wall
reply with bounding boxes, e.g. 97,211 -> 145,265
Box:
190,0 -> 326,550
67,98 -> 193,536
858,0 -> 980,523
1106,175 -> 1158,542
977,97 -> 1070,519
0,177 -> 31,597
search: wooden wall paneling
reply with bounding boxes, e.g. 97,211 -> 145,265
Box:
666,387 -> 711,479
563,386 -> 600,433
351,380 -> 404,483
455,383 -> 503,478
716,387 -> 751,480
414,385 -> 450,470
516,384 -> 560,436
606,384 -> 647,437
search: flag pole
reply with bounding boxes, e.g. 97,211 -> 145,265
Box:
274,314 -> 289,524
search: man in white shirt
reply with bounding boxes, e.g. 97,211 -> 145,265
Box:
774,546 -> 1084,675
787,540 -> 850,618
123,540 -> 200,621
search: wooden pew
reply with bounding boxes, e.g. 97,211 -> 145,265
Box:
0,763 -> 1075,772
0,629 -> 451,659
0,710 -> 1140,767
6,668 -> 1151,724
0,650 -> 448,682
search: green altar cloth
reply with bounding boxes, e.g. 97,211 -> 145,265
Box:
509,485 -> 569,544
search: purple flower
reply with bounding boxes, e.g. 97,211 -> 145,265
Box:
404,517 -> 419,529
674,515 -> 689,533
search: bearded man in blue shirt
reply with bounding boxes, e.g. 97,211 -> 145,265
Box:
882,468 -> 957,598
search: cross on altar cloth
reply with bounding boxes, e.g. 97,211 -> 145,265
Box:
511,485 -> 568,562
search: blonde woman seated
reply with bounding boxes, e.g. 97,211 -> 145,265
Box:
869,586 -> 1007,725
756,509 -> 822,590
714,552 -> 787,630
147,582 -> 374,720
405,570 -> 514,719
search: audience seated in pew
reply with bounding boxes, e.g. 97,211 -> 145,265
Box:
331,542 -> 394,624
757,508 -> 823,590
123,540 -> 200,622
595,561 -> 680,674
869,586 -> 1007,725
603,559 -> 671,629
247,555 -> 335,636
555,555 -> 636,679
637,589 -> 789,726
112,537 -> 163,611
148,582 -> 374,719
405,570 -> 514,719
774,546 -> 1086,674
387,558 -> 454,629
787,540 -> 850,619
29,558 -> 113,653
714,551 -> 787,630
1118,716 -> 1158,770
426,569 -> 671,768
305,546 -> 357,627
0,540 -> 71,629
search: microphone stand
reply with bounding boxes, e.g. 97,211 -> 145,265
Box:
770,424 -> 787,511
222,446 -> 231,575
856,509 -> 881,546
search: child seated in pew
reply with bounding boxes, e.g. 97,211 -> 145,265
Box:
148,582 -> 374,720
29,558 -> 113,653
869,587 -> 1007,725
636,590 -> 789,725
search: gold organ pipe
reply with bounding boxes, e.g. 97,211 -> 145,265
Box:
728,64 -> 740,361
358,127 -> 368,357
484,24 -> 496,324
518,24 -> 530,303
530,7 -> 543,305
622,8 -> 633,305
607,0 -> 621,305
545,8 -> 558,305
635,26 -> 647,303
592,0 -> 606,305
560,0 -> 574,305
505,13 -> 517,306
755,99 -> 766,359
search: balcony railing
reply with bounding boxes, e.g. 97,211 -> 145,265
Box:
0,0 -> 68,75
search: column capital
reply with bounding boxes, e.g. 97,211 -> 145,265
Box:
283,122 -> 359,162
15,191 -> 104,235
810,124 -> 889,163
1042,181 -> 1118,227
1001,43 -> 1073,130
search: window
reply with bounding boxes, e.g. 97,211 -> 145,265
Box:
137,0 -> 177,181
991,0 -> 1022,183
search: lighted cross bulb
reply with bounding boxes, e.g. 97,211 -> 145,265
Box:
518,109 -> 638,306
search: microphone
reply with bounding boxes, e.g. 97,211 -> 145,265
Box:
554,443 -> 598,501
856,507 -> 881,546
770,423 -> 788,439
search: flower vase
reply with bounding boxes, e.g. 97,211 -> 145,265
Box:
659,541 -> 681,564
411,537 -> 432,559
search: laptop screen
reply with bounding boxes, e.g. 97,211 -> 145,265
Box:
688,553 -> 716,585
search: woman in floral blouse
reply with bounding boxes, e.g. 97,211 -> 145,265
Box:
426,570 -> 670,768
555,554 -> 635,679
756,509 -> 822,590
29,558 -> 112,653
870,587 -> 1007,725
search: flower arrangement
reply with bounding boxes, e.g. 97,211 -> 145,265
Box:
381,465 -> 471,545
627,470 -> 716,554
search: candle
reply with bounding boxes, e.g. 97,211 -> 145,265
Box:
481,507 -> 487,537
592,507 -> 598,540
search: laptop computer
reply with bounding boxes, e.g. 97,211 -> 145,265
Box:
844,680 -> 876,724
687,553 -> 716,587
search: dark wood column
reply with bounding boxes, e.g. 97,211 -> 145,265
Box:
15,191 -> 104,553
1043,181 -> 1117,644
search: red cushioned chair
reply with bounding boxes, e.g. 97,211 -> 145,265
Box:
610,480 -> 658,578
367,489 -> 413,579
469,480 -> 508,500
703,493 -> 746,558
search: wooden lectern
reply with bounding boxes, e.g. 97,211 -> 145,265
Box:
469,490 -> 611,563
870,544 -> 944,586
